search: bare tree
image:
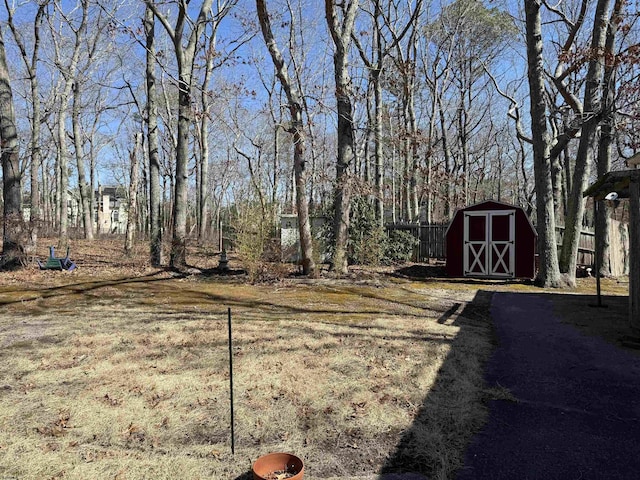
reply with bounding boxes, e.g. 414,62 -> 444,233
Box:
72,80 -> 94,240
146,0 -> 214,268
4,1 -> 45,251
0,24 -> 23,268
595,0 -> 625,276
256,0 -> 316,276
558,0 -> 614,284
145,4 -> 163,266
388,1 -> 423,221
125,132 -> 142,255
194,0 -> 240,244
524,0 -> 563,287
418,0 -> 514,218
48,0 -> 89,245
325,0 -> 359,274
353,0 -> 422,226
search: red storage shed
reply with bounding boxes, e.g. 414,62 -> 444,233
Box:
446,200 -> 537,279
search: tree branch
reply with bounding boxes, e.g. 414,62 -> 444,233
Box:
474,61 -> 533,146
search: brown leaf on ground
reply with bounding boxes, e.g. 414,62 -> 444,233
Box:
37,410 -> 71,437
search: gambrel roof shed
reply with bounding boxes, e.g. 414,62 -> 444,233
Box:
446,200 -> 537,279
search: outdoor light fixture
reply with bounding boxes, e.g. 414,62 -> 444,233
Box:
605,191 -> 619,201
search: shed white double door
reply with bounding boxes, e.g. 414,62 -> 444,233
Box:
463,210 -> 515,278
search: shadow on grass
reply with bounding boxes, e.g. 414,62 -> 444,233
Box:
378,289 -> 495,479
391,263 -> 535,288
0,269 -> 180,307
537,292 -> 637,354
1,269 -> 456,322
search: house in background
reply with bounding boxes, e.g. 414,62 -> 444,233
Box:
95,185 -> 128,235
22,191 -> 84,229
22,185 -> 128,235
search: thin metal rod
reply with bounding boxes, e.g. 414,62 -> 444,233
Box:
228,307 -> 235,455
590,200 -> 606,308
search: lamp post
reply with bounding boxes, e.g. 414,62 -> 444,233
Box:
590,199 -> 607,308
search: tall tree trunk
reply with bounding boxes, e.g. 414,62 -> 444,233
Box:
57,105 -> 69,243
595,0 -> 623,276
89,138 -> 96,235
146,0 -> 214,269
198,23 -> 218,244
372,68 -> 384,226
256,0 -> 316,276
145,5 -> 163,266
0,25 -> 23,268
125,133 -> 142,255
42,163 -> 50,230
272,124 -> 280,218
397,48 -> 419,221
5,2 -> 45,252
326,0 -> 359,274
408,81 -> 419,221
424,89 -> 438,224
438,96 -> 454,219
72,81 -> 94,240
172,71 -> 190,267
403,118 -> 411,220
558,0 -> 612,284
390,115 -> 397,223
198,112 -> 209,243
54,140 -> 61,232
459,96 -> 470,207
30,68 -> 41,245
331,60 -> 355,272
51,0 -> 88,247
525,0 -> 563,287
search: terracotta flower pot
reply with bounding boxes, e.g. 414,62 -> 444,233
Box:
252,452 -> 304,480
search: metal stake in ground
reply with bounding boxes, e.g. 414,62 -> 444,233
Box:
228,307 -> 235,455
590,200 -> 607,308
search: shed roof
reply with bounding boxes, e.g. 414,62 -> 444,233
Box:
445,200 -> 536,237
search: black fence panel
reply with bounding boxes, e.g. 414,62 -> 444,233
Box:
386,223 -> 448,262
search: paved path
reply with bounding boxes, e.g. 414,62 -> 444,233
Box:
458,292 -> 640,480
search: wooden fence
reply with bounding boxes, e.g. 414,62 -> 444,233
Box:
386,223 -> 448,261
556,227 -> 595,267
386,222 -> 608,266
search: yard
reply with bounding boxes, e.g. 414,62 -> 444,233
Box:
0,240 -> 631,480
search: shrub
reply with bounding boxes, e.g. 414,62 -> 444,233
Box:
383,229 -> 419,265
348,197 -> 386,265
317,196 -> 419,266
232,202 -> 274,282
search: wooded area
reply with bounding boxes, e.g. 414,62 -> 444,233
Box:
0,0 -> 638,285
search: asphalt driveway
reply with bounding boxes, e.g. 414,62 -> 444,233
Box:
457,292 -> 640,480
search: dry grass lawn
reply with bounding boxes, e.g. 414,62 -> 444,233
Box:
0,239 -> 631,479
